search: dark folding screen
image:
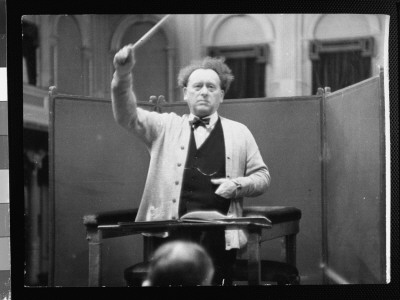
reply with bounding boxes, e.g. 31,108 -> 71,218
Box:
324,75 -> 386,283
48,74 -> 385,285
49,97 -> 153,286
50,95 -> 323,286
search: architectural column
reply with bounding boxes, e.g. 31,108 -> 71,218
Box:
25,150 -> 46,285
91,15 -> 112,98
81,46 -> 92,96
166,46 -> 175,102
80,15 -> 93,97
274,14 -> 298,97
48,35 -> 58,88
36,16 -> 53,89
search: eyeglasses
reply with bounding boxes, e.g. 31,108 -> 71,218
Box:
184,167 -> 218,177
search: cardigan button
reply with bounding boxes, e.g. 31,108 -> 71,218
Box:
177,163 -> 182,167
175,181 -> 179,185
181,146 -> 185,150
172,199 -> 176,203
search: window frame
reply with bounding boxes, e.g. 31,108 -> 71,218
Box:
207,44 -> 269,99
309,36 -> 375,60
309,36 -> 375,94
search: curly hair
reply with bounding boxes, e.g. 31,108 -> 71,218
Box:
177,56 -> 234,93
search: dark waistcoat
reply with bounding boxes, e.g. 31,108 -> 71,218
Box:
179,118 -> 229,217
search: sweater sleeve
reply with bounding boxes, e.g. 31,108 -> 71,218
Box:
234,127 -> 271,197
111,71 -> 165,147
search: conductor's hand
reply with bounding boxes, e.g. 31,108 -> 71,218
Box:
211,178 -> 238,199
113,44 -> 136,77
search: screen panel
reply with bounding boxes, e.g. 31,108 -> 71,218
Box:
325,76 -> 385,283
51,97 -> 153,286
51,95 -> 324,285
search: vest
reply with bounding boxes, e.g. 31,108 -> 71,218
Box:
179,118 -> 229,217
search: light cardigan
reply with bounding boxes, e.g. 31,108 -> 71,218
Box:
111,73 -> 271,249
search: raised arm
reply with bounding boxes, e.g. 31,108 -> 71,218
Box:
111,45 -> 138,131
111,45 -> 168,147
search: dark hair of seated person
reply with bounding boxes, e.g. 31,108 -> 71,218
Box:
142,240 -> 215,287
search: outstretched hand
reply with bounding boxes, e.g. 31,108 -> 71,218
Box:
211,178 -> 238,199
113,44 -> 136,76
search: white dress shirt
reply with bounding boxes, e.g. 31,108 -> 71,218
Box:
188,112 -> 219,149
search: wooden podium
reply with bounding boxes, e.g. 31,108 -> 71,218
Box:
84,214 -> 271,286
83,206 -> 302,286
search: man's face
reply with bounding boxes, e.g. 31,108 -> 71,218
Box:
183,69 -> 224,117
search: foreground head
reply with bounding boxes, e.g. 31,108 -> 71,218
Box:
143,240 -> 215,287
178,57 -> 234,117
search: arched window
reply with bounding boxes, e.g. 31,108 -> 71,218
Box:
22,20 -> 39,85
56,16 -> 84,95
208,44 -> 268,99
310,15 -> 375,94
207,15 -> 271,99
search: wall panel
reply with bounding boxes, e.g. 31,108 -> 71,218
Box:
324,76 -> 385,283
51,97 -> 153,286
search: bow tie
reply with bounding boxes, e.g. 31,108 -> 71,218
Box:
189,116 -> 211,128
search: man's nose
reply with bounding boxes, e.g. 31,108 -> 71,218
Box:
200,86 -> 208,95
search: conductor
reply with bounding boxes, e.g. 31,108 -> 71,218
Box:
111,44 -> 271,285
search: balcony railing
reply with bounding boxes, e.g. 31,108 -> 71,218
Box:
23,84 -> 49,130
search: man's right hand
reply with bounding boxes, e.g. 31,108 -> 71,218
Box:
113,44 -> 136,77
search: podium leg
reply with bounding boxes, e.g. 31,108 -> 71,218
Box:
247,230 -> 261,285
285,234 -> 297,267
87,228 -> 102,287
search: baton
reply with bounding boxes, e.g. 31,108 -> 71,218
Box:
128,14 -> 171,51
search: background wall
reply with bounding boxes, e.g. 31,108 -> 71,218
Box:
23,14 -> 387,102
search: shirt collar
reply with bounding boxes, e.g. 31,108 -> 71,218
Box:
189,112 -> 219,128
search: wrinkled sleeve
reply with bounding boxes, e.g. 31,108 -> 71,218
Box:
111,72 -> 166,148
234,128 -> 271,197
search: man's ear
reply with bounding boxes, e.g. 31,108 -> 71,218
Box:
183,87 -> 188,102
220,89 -> 225,102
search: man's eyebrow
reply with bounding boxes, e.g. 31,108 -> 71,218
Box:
189,79 -> 219,85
